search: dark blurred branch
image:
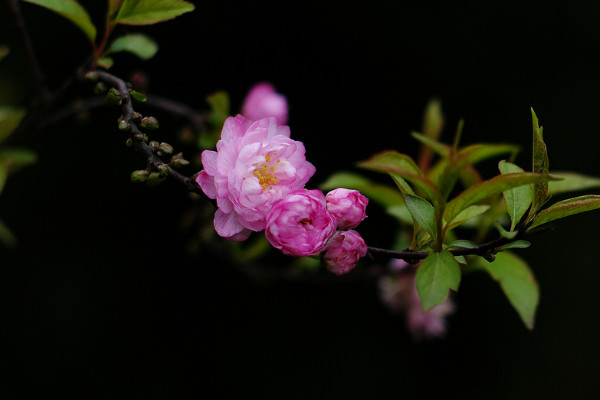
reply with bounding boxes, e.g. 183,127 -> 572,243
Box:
7,0 -> 50,103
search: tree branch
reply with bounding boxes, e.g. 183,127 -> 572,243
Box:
85,70 -> 204,196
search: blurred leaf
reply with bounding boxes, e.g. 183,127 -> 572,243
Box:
498,240 -> 531,251
422,99 -> 444,140
206,91 -> 230,124
404,194 -> 437,241
444,204 -> 490,232
21,0 -> 96,43
358,151 -> 443,208
96,56 -> 114,69
481,251 -> 539,329
106,33 -> 159,60
129,90 -> 147,102
107,0 -> 125,19
444,172 -> 553,226
462,143 -> 520,165
530,195 -> 600,229
0,148 -> 37,173
0,219 -> 17,247
0,107 -> 27,143
416,250 -> 461,312
0,45 -> 9,62
531,108 -> 549,213
445,239 -> 478,250
114,0 -> 195,25
547,171 -> 600,195
0,164 -> 7,194
412,131 -> 449,157
499,160 -> 533,231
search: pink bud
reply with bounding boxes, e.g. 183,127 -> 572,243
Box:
325,188 -> 368,230
323,230 -> 368,275
265,189 -> 337,257
242,82 -> 288,125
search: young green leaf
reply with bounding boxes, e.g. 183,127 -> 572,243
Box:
106,33 -> 159,60
499,160 -> 533,231
0,164 -> 7,194
114,0 -> 195,25
530,195 -> 600,229
498,240 -> 531,251
445,239 -> 478,250
443,172 -> 553,225
0,45 -> 9,62
416,251 -> 461,312
494,222 -> 519,239
411,131 -> 450,158
0,107 -> 27,143
96,56 -> 114,69
444,204 -> 490,232
0,148 -> 37,173
547,171 -> 600,195
531,108 -> 550,213
481,251 -> 539,329
21,0 -> 97,43
0,219 -> 17,247
404,194 -> 437,240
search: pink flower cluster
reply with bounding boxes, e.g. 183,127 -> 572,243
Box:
196,83 -> 369,273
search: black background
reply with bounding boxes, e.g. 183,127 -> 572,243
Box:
2,0 -> 600,398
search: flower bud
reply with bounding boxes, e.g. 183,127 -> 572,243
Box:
93,82 -> 107,94
158,142 -> 173,155
323,230 -> 368,275
145,172 -> 164,187
325,188 -> 369,230
141,116 -> 159,130
242,82 -> 288,125
132,112 -> 143,123
157,164 -> 170,177
118,119 -> 131,131
130,170 -> 149,183
106,87 -> 122,106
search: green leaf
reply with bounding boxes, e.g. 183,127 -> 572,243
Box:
481,251 -> 539,329
0,164 -> 7,194
106,33 -> 159,60
422,98 -> 444,140
498,240 -> 531,251
499,160 -> 533,231
0,45 -> 9,62
107,0 -> 125,19
416,251 -> 461,312
96,56 -> 114,69
129,90 -> 147,102
21,0 -> 96,43
114,0 -> 195,25
494,222 -> 519,239
404,194 -> 437,240
531,108 -> 550,213
206,91 -> 230,124
530,195 -> 600,229
0,148 -> 37,173
0,107 -> 27,143
358,151 -> 443,208
0,219 -> 17,247
444,172 -> 553,226
462,143 -> 520,165
444,204 -> 490,232
319,171 -> 412,224
547,171 -> 600,195
411,131 -> 449,158
445,239 -> 478,250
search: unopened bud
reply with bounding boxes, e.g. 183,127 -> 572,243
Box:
106,87 -> 122,106
158,142 -> 173,155
158,164 -> 170,177
130,170 -> 149,183
125,138 -> 133,147
84,71 -> 99,81
149,141 -> 159,148
93,82 -> 107,94
118,119 -> 131,131
134,133 -> 149,142
145,172 -> 164,187
170,158 -> 190,168
132,112 -> 143,123
141,116 -> 159,130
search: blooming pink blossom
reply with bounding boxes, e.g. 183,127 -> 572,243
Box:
196,115 -> 315,241
325,188 -> 368,230
323,230 -> 368,275
379,266 -> 455,340
242,82 -> 288,125
265,189 -> 337,257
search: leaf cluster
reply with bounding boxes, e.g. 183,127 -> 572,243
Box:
322,103 -> 600,329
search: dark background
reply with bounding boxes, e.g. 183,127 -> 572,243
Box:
1,0 -> 600,398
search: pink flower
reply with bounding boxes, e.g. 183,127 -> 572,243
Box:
379,268 -> 455,341
196,115 -> 315,241
242,82 -> 288,125
323,230 -> 368,275
265,189 -> 337,257
325,188 -> 368,230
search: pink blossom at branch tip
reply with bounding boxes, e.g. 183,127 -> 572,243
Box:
242,82 -> 288,125
325,188 -> 368,230
196,115 -> 315,241
265,189 -> 337,257
379,270 -> 455,341
323,230 -> 368,275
